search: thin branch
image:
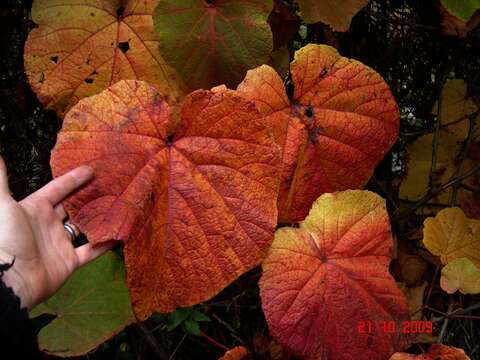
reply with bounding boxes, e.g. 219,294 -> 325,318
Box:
438,302 -> 454,343
136,323 -> 168,360
450,118 -> 478,205
429,77 -> 446,192
168,333 -> 186,360
398,164 -> 480,217
200,331 -> 229,352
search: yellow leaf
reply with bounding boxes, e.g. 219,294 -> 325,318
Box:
441,257 -> 480,294
433,79 -> 480,141
399,131 -> 464,211
297,0 -> 370,31
400,79 -> 479,214
423,207 -> 480,267
24,0 -> 187,117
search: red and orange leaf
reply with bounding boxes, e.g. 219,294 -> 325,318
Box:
238,44 -> 399,222
219,346 -> 248,360
390,344 -> 471,360
24,0 -> 186,117
259,190 -> 410,360
51,80 -> 281,319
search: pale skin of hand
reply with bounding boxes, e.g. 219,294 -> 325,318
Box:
0,156 -> 114,309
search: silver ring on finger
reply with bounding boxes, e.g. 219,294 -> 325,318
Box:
63,222 -> 78,242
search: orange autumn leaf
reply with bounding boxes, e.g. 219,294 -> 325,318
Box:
50,80 -> 281,319
24,0 -> 186,117
219,346 -> 248,360
259,190 -> 410,360
390,344 -> 471,360
238,44 -> 399,222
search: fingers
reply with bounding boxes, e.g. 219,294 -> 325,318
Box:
54,203 -> 67,220
36,166 -> 94,205
63,222 -> 79,242
0,156 -> 10,197
75,241 -> 116,268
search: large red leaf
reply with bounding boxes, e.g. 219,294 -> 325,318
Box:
237,44 -> 399,223
51,80 -> 281,319
24,0 -> 186,117
259,190 -> 410,360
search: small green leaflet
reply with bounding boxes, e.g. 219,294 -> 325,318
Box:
165,307 -> 211,336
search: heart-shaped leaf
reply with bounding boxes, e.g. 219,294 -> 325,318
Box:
51,80 -> 281,319
31,252 -> 134,357
441,258 -> 480,294
238,44 -> 399,222
422,207 -> 480,268
153,0 -> 273,90
24,0 -> 186,117
260,190 -> 408,360
259,190 -> 410,360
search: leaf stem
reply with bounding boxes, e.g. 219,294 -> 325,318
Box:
200,330 -> 229,351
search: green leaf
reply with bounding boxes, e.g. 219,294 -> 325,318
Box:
31,252 -> 135,357
191,310 -> 211,322
184,320 -> 201,336
441,0 -> 480,22
166,307 -> 193,331
153,0 -> 273,90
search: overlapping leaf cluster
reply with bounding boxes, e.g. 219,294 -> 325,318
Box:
23,0 -> 480,359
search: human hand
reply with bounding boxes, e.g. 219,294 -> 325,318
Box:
0,156 -> 114,309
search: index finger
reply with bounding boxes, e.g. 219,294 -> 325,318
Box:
34,166 -> 94,205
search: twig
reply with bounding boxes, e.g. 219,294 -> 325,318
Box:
450,118 -> 478,205
424,265 -> 439,308
136,323 -> 168,360
398,164 -> 480,217
212,314 -> 246,345
400,114 -> 472,137
168,333 -> 186,360
438,302 -> 454,343
200,331 -> 229,351
429,77 -> 446,192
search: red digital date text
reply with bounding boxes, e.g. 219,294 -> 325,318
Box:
357,320 -> 432,334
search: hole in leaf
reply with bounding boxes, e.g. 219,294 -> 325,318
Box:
84,78 -> 94,84
50,55 -> 58,63
304,106 -> 313,118
285,72 -> 294,101
167,133 -> 175,146
118,41 -> 130,53
116,6 -> 125,17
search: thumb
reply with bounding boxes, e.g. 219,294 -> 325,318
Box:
0,156 -> 11,197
